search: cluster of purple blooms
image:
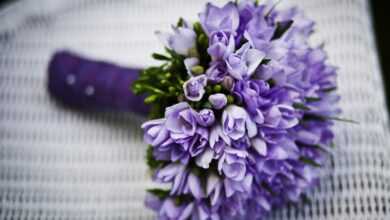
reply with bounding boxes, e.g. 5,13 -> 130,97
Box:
142,1 -> 339,219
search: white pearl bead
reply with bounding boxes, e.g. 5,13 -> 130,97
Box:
66,74 -> 76,85
85,86 -> 95,96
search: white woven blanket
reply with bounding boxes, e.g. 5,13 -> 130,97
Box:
0,0 -> 389,219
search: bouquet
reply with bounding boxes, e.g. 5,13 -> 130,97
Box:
46,0 -> 347,219
133,1 -> 340,219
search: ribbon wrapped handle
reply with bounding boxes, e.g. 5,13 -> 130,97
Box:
47,51 -> 149,115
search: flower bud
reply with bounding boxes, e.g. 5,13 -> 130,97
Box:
222,76 -> 234,90
208,93 -> 227,110
196,109 -> 215,127
191,65 -> 205,75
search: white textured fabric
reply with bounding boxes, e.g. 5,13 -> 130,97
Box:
0,0 -> 389,219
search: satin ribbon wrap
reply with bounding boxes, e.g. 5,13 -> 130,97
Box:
48,51 -> 149,115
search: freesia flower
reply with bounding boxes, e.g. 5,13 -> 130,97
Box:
196,109 -> 215,127
210,124 -> 231,156
208,93 -> 227,110
183,75 -> 207,102
218,147 -> 248,182
156,26 -> 196,56
206,61 -> 228,83
165,102 -> 198,139
208,31 -> 235,60
222,105 -> 257,140
141,118 -> 170,146
199,2 -> 240,36
226,43 -> 265,80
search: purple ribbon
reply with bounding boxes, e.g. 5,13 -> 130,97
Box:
48,51 -> 149,115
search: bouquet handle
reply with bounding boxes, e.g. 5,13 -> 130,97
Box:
47,51 -> 149,115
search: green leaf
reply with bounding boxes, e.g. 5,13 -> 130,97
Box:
146,146 -> 164,169
152,53 -> 170,61
132,83 -> 143,94
205,85 -> 213,94
168,86 -> 176,93
326,116 -> 359,124
144,95 -> 159,104
147,86 -> 166,95
261,58 -> 271,65
299,156 -> 322,167
147,188 -> 170,200
149,105 -> 165,119
202,101 -> 212,109
311,144 -> 332,154
271,20 -> 293,40
296,141 -> 332,154
193,22 -> 204,35
177,17 -> 185,27
174,194 -> 194,206
261,182 -> 277,196
197,34 -> 209,49
165,47 -> 184,60
303,114 -> 359,124
267,79 -> 276,87
293,102 -> 311,111
305,97 -> 321,102
321,87 -> 337,93
301,193 -> 312,204
302,114 -> 326,122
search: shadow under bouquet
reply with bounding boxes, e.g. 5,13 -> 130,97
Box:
133,1 -> 340,219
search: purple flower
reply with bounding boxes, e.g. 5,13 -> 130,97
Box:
222,105 -> 257,140
232,136 -> 251,150
235,0 -> 257,43
183,75 -> 207,102
226,43 -> 265,80
266,138 -> 299,160
144,193 -> 163,212
274,7 -> 315,43
194,202 -> 221,220
224,173 -> 253,197
166,142 -> 191,164
206,61 -> 228,83
263,105 -> 299,129
233,80 -> 267,124
156,26 -> 196,56
255,60 -> 288,85
187,127 -> 209,157
184,173 -> 206,199
184,57 -> 199,76
156,198 -> 194,220
244,7 -> 275,48
208,93 -> 227,110
165,102 -> 197,140
218,147 -> 248,182
208,31 -> 235,60
210,125 -> 231,156
141,118 -> 170,147
222,75 -> 235,90
251,137 -> 267,156
206,173 -> 223,206
155,163 -> 188,195
196,147 -> 215,169
199,2 -> 240,36
196,109 -> 215,127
